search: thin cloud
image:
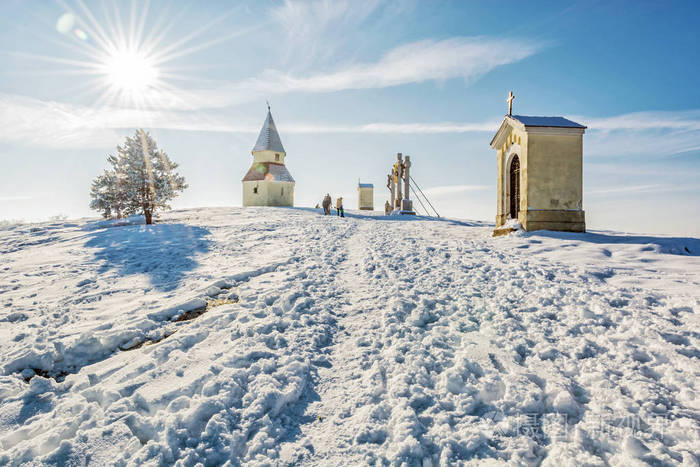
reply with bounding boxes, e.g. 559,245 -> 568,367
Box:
152,35 -> 544,110
587,184 -> 698,196
282,121 -> 498,134
0,93 -> 124,148
4,92 -> 700,159
583,110 -> 700,131
582,111 -> 700,158
215,36 -> 542,104
0,92 -> 501,147
268,37 -> 542,93
584,130 -> 700,158
271,0 -> 389,68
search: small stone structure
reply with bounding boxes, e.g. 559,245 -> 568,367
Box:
490,92 -> 586,233
358,182 -> 374,210
242,106 -> 295,207
386,153 -> 415,215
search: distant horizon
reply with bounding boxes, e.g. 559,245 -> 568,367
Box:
4,204 -> 699,240
1,0 -> 699,236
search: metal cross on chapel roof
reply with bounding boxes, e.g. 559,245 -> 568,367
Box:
507,91 -> 515,116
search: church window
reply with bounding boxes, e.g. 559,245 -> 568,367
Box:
275,153 -> 280,161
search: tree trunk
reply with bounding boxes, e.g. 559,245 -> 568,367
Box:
144,209 -> 152,225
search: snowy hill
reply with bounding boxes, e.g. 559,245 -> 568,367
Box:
0,207 -> 698,466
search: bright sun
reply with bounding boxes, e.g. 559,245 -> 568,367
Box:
103,50 -> 159,95
52,3 -> 225,109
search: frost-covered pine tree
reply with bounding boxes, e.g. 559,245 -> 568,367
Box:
89,168 -> 125,219
89,130 -> 187,224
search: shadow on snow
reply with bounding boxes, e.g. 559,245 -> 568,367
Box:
529,230 -> 700,257
84,222 -> 212,290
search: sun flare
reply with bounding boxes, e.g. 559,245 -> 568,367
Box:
102,49 -> 159,95
44,2 -> 247,110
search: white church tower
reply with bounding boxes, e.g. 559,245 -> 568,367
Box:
242,106 -> 295,207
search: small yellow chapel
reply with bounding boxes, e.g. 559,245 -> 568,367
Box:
242,106 -> 295,207
490,92 -> 587,234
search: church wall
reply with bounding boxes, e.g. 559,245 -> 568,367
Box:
526,133 -> 583,211
252,149 -> 286,164
242,181 -> 294,207
496,129 -> 528,227
266,181 -> 294,206
496,148 -> 504,226
358,187 -> 374,210
517,134 -> 528,226
242,181 -> 265,206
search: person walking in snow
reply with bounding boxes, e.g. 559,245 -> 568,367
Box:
322,194 -> 332,215
336,197 -> 344,217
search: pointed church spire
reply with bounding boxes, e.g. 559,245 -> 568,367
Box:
252,106 -> 285,153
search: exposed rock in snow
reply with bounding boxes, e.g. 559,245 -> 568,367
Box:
0,207 -> 698,465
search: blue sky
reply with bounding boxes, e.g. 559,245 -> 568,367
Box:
0,0 -> 698,235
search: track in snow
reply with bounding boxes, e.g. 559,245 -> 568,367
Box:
0,207 -> 698,466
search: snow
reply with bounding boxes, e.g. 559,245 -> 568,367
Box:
0,207 -> 698,465
500,217 -> 522,231
510,115 -> 586,129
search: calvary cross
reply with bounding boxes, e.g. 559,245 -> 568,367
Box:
507,91 -> 515,116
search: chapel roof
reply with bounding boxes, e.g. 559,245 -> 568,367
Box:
490,114 -> 586,148
242,162 -> 295,183
510,115 -> 586,129
252,109 -> 286,153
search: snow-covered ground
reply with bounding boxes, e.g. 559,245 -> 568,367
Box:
0,207 -> 698,466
